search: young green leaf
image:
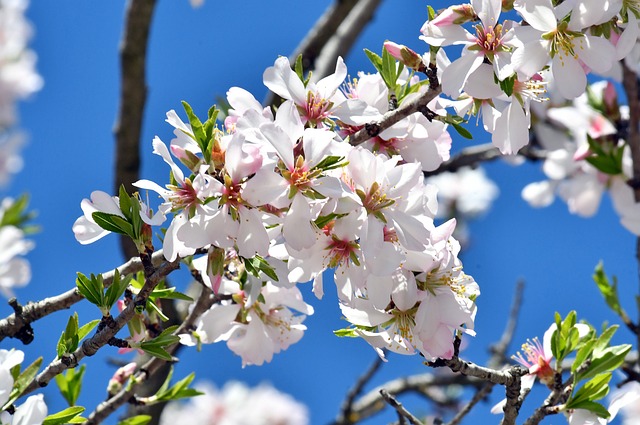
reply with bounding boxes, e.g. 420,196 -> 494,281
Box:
42,406 -> 86,425
55,365 -> 86,407
117,416 -> 152,425
57,313 -> 80,358
4,357 -> 43,409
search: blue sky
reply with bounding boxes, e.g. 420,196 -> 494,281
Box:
2,1 -> 638,424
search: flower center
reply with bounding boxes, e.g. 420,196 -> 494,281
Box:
475,23 -> 504,53
301,92 -> 333,125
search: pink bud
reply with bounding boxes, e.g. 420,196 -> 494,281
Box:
383,41 -> 424,71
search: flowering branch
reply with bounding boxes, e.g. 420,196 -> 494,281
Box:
0,250 -> 168,343
22,256 -> 181,395
84,284 -> 220,425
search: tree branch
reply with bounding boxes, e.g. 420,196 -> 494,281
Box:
380,389 -> 424,425
114,0 -> 157,260
309,0 -> 382,84
350,85 -> 443,146
335,356 -> 384,425
22,256 -> 181,395
0,251 -> 168,343
84,285 -> 219,425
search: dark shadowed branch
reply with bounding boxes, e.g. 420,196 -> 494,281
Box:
114,0 -> 157,260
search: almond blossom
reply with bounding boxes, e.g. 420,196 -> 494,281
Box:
512,0 -> 616,99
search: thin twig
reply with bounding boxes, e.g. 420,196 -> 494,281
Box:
336,356 -> 384,425
380,389 -> 424,425
446,382 -> 493,425
489,280 -> 525,369
330,372 -> 481,424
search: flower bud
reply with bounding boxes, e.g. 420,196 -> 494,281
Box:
384,41 -> 425,71
107,362 -> 137,396
430,4 -> 475,26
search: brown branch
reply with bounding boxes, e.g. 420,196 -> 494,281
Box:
22,257 -> 181,395
380,389 -> 424,425
423,144 -> 546,177
310,0 -> 382,84
446,382 -> 493,425
0,251 -> 168,343
350,85 -> 443,146
84,285 -> 218,425
335,356 -> 384,425
622,64 -> 640,201
330,372 -> 482,424
114,0 -> 157,260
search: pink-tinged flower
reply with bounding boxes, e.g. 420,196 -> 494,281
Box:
512,0 -> 616,99
181,279 -> 313,367
264,56 -> 346,126
422,0 -> 517,97
492,322 -> 590,415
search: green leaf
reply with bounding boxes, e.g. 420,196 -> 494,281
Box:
593,262 -> 623,315
313,155 -> 346,172
75,273 -> 104,307
91,212 -> 129,235
57,313 -> 80,358
55,365 -> 86,407
146,299 -> 170,322
118,186 -> 133,221
579,344 -> 632,381
181,101 -> 208,160
140,345 -> 174,361
294,54 -> 305,82
150,288 -> 193,302
77,320 -> 100,342
4,357 -> 43,409
451,122 -> 473,139
117,415 -> 152,425
566,400 -> 611,419
105,270 -> 130,311
572,339 -> 596,374
333,328 -> 358,338
364,48 -> 383,74
0,194 -> 37,231
569,373 -> 612,407
153,371 -> 203,403
42,406 -> 86,425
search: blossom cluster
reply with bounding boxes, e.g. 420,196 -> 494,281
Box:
160,380 -> 308,425
71,0 -> 640,372
74,52 -> 479,366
